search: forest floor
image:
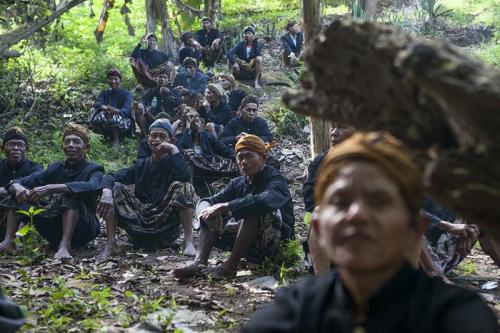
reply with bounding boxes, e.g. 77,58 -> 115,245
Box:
1,41 -> 500,333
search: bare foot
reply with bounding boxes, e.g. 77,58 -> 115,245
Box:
254,81 -> 261,89
202,263 -> 236,280
54,246 -> 72,259
0,240 -> 16,254
98,243 -> 121,259
173,262 -> 205,279
183,242 -> 196,257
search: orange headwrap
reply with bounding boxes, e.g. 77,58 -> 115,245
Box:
63,123 -> 90,144
235,134 -> 271,157
315,132 -> 423,215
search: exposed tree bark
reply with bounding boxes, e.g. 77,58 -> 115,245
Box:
283,19 -> 500,239
301,0 -> 329,158
361,0 -> 378,21
94,0 -> 114,42
0,0 -> 86,55
145,0 -> 178,61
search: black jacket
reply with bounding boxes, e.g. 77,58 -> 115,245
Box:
195,29 -> 222,48
281,32 -> 303,56
131,44 -> 169,69
221,117 -> 272,146
227,39 -> 261,63
140,86 -> 182,119
0,158 -> 43,188
302,152 -> 327,213
197,101 -> 234,126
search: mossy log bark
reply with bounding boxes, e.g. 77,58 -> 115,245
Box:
283,19 -> 500,239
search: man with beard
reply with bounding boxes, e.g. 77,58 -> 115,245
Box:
98,119 -> 197,258
0,127 -> 43,253
302,122 -> 355,275
195,17 -> 223,68
174,57 -> 208,109
4,124 -> 104,259
221,95 -> 272,147
242,132 -> 498,333
227,26 -> 262,89
135,70 -> 182,138
174,134 -> 294,279
90,68 -> 133,147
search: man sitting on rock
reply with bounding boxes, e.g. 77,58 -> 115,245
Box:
197,83 -> 234,135
174,57 -> 208,109
174,134 -> 294,279
242,132 -> 499,333
130,33 -> 175,88
135,69 -> 182,138
227,26 -> 262,89
0,127 -> 43,253
281,21 -> 303,69
195,17 -> 223,68
90,68 -> 133,147
4,124 -> 104,259
217,74 -> 246,113
98,119 -> 197,258
220,95 -> 272,147
179,31 -> 202,66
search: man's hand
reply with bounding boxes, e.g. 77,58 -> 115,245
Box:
97,188 -> 114,220
175,86 -> 188,94
9,184 -> 30,203
202,99 -> 210,108
155,142 -> 179,155
211,39 -> 220,48
105,106 -> 120,116
159,86 -> 169,94
232,63 -> 240,72
28,185 -> 56,202
200,202 -> 229,220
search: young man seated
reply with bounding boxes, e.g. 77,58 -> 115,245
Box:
90,68 -> 133,147
174,134 -> 294,279
4,124 -> 104,259
174,57 -> 208,109
242,132 -> 499,333
227,26 -> 262,89
195,17 -> 223,68
197,83 -> 233,135
0,128 -> 43,253
174,108 -> 237,196
130,33 -> 175,88
217,74 -> 246,113
281,21 -> 303,69
98,119 -> 197,258
220,95 -> 272,147
135,70 -> 182,138
179,32 -> 202,66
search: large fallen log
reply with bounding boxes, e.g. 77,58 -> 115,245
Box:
283,19 -> 500,239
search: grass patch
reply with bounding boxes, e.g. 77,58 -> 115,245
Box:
456,258 -> 477,275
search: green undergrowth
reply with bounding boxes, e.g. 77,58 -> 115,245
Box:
257,239 -> 304,285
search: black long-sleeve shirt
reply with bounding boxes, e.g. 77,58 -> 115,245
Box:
131,44 -> 170,69
228,89 -> 247,112
227,39 -> 261,63
140,86 -> 182,119
208,165 -> 294,239
0,158 -> 43,188
175,129 -> 234,162
302,152 -> 327,213
94,88 -> 133,119
101,154 -> 190,204
15,159 -> 104,211
281,32 -> 303,56
195,29 -> 222,48
241,262 -> 499,333
220,117 -> 272,146
197,101 -> 234,127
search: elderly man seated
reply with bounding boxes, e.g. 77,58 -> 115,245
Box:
220,95 -> 272,147
90,68 -> 133,147
217,74 -> 246,113
227,26 -> 262,89
174,57 -> 208,109
0,127 -> 43,253
4,124 -> 104,259
98,119 -> 197,258
197,83 -> 234,135
174,134 -> 294,279
241,132 -> 498,333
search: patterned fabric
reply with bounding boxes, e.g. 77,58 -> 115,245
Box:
113,181 -> 196,246
185,149 -> 238,178
130,58 -> 174,88
201,45 -> 223,67
90,109 -> 132,135
182,94 -> 204,109
424,232 -> 476,273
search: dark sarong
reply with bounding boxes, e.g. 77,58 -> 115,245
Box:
90,108 -> 132,136
185,149 -> 238,179
113,181 -> 196,246
201,45 -> 223,67
130,58 -> 174,88
424,230 -> 477,273
234,58 -> 257,80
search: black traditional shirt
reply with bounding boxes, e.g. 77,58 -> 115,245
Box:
221,117 -> 272,146
101,153 -> 190,204
242,262 -> 499,333
179,46 -> 202,64
175,129 -> 234,162
208,165 -> 294,239
302,151 -> 327,213
197,100 -> 234,127
195,29 -> 222,48
94,88 -> 133,119
174,70 -> 208,97
227,39 -> 261,63
131,44 -> 170,69
15,159 -> 104,211
281,31 -> 303,56
228,89 -> 247,112
0,158 -> 43,188
140,86 -> 182,119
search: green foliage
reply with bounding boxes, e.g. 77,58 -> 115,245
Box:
421,0 -> 453,25
267,103 -> 308,137
475,38 -> 500,67
456,258 -> 477,275
257,239 -> 304,283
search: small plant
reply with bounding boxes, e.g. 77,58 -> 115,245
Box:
225,286 -> 237,297
268,104 -> 308,136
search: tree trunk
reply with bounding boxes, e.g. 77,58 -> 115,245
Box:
362,0 -> 378,21
95,0 -> 115,42
301,0 -> 329,158
283,19 -> 500,239
145,0 -> 156,34
0,0 -> 86,55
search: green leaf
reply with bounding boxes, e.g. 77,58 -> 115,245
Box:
32,208 -> 45,216
16,224 -> 32,237
16,210 -> 31,217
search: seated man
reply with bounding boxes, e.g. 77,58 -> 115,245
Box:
179,32 -> 202,66
281,21 -> 303,68
4,124 -> 104,259
227,26 -> 262,89
90,68 -> 133,147
197,83 -> 233,135
195,17 -> 223,68
130,33 -> 175,88
98,119 -> 197,257
174,108 -> 237,196
0,288 -> 24,333
242,132 -> 499,333
174,57 -> 208,109
174,134 -> 294,279
220,95 -> 272,147
135,70 -> 182,137
302,122 -> 355,275
0,127 -> 43,253
217,74 -> 246,113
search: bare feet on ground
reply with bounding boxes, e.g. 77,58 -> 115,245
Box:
0,240 -> 16,254
254,81 -> 261,89
183,242 -> 196,257
173,262 -> 205,278
54,246 -> 72,259
202,263 -> 236,279
98,243 -> 121,259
